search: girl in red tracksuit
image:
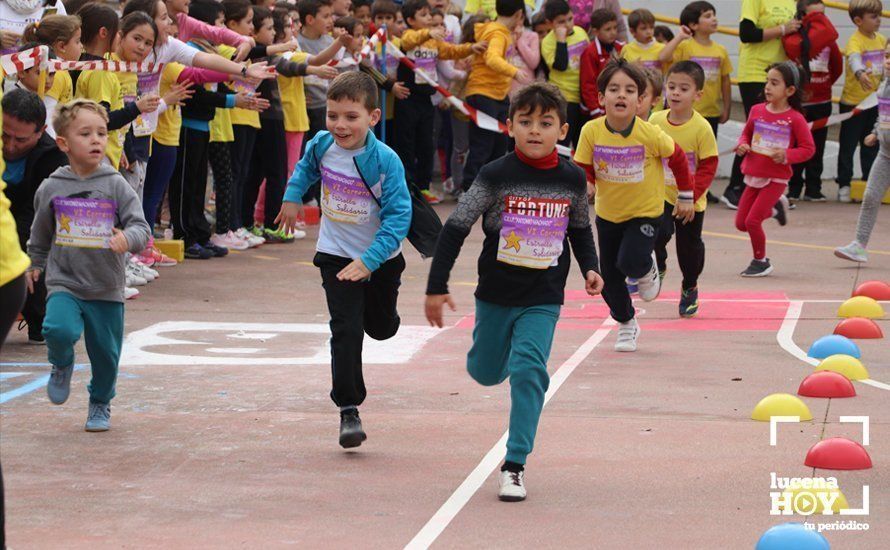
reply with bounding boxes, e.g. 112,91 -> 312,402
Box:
735,62 -> 816,277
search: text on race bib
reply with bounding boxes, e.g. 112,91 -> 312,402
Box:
751,120 -> 791,155
567,41 -> 586,71
410,47 -> 438,85
133,72 -> 161,137
497,196 -> 570,270
53,197 -> 116,249
593,145 -> 645,183
691,56 -> 720,82
862,50 -> 884,76
320,166 -> 374,225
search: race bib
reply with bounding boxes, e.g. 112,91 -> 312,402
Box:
809,48 -> 830,74
593,145 -> 645,183
663,152 -> 696,187
320,166 -> 373,225
133,72 -> 161,137
411,47 -> 438,85
53,197 -> 116,248
862,49 -> 884,76
640,59 -> 662,72
880,98 -> 890,129
567,40 -> 586,71
751,120 -> 791,155
497,196 -> 570,269
691,56 -> 720,82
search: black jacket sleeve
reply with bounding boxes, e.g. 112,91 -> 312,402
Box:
567,226 -> 599,275
739,19 -> 765,44
102,101 -> 141,131
188,85 -> 232,110
553,42 -> 569,71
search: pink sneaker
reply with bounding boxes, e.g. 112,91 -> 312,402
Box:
211,231 -> 249,251
145,246 -> 178,267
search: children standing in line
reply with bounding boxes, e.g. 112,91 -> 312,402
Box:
425,83 -> 603,502
579,8 -> 623,120
574,59 -> 694,352
621,9 -> 666,74
650,62 -> 718,317
540,0 -> 589,148
28,99 -> 151,431
735,62 -> 815,276
276,72 -> 412,449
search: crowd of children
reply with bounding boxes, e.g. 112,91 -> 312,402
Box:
1,0 -> 888,504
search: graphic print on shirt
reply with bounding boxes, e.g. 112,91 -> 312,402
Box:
691,56 -> 720,82
593,144 -> 645,183
53,196 -> 116,248
320,165 -> 374,224
880,98 -> 890,129
497,195 -> 570,269
862,49 -> 885,76
567,40 -> 586,71
409,46 -> 439,84
663,152 -> 696,187
751,119 -> 791,155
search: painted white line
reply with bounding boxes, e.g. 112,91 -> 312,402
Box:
777,300 -> 889,392
404,318 -> 615,550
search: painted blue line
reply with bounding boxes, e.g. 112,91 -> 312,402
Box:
0,365 -> 86,405
0,362 -> 52,367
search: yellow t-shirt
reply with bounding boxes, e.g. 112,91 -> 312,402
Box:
738,0 -> 795,82
649,110 -> 718,211
621,41 -> 666,73
280,51 -> 310,133
541,27 -> 589,103
0,85 -> 32,286
671,39 -> 733,118
574,116 -> 677,223
46,70 -> 73,104
75,68 -> 125,169
154,63 -> 187,147
219,45 -> 260,129
841,30 -> 888,106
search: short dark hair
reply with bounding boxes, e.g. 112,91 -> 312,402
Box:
680,1 -> 717,28
272,8 -> 293,41
371,0 -> 398,18
222,0 -> 253,23
253,5 -> 273,29
544,0 -> 570,22
496,0 -> 525,18
589,7 -> 617,30
667,60 -> 706,90
627,9 -> 655,31
122,0 -> 160,19
401,0 -> 429,22
509,82 -> 568,124
189,0 -> 225,25
297,0 -> 331,22
334,15 -> 360,34
653,25 -> 674,42
596,58 -> 647,97
328,71 -> 379,111
1,88 -> 46,129
353,0 -> 373,9
77,2 -> 119,49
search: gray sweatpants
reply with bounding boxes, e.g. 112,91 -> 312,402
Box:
855,152 -> 890,247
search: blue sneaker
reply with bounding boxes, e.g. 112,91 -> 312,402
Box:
184,243 -> 213,260
199,241 -> 229,257
47,363 -> 74,404
85,402 -> 111,432
679,287 -> 699,318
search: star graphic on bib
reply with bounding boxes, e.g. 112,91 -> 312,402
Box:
322,184 -> 331,204
503,230 -> 522,252
59,213 -> 72,233
597,159 -> 608,172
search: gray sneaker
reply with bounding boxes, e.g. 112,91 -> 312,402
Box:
834,241 -> 868,263
47,364 -> 74,405
85,402 -> 111,432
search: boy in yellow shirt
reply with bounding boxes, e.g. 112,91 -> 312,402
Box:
574,59 -> 694,352
837,0 -> 887,202
541,0 -> 590,148
621,9 -> 666,74
649,62 -> 718,318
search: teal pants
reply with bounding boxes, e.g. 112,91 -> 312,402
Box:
43,292 -> 124,405
468,299 -> 560,465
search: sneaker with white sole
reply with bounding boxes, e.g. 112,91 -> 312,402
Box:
838,186 -> 852,203
47,363 -> 74,404
125,265 -> 147,286
772,195 -> 789,226
834,241 -> 868,263
636,253 -> 661,302
740,258 -> 773,277
498,469 -> 527,502
127,258 -> 156,282
125,286 -> 140,300
211,231 -> 249,251
85,402 -> 111,432
615,318 -> 639,352
235,227 -> 264,247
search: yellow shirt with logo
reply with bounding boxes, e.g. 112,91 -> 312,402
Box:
153,63 -> 187,147
541,27 -> 589,103
280,51 -> 310,133
649,110 -> 717,212
574,117 -> 677,223
75,67 -> 125,169
621,41 -> 666,73
841,30 -> 888,106
46,69 -> 73,104
738,0 -> 795,82
671,39 -> 733,117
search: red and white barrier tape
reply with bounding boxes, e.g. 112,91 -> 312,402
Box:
1,45 -> 164,76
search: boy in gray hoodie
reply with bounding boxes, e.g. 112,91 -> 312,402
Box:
27,99 -> 151,432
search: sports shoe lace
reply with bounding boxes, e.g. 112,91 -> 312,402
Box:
509,471 -> 523,486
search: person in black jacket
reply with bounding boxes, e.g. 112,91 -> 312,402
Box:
1,89 -> 69,342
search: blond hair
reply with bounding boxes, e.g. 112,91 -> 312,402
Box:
849,0 -> 883,21
53,99 -> 109,137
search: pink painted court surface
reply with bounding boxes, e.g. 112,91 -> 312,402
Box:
1,200 -> 889,548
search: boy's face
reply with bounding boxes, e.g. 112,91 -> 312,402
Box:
354,6 -> 371,30
599,70 -> 641,122
665,72 -> 702,113
854,13 -> 882,34
18,67 -> 55,95
408,7 -> 432,29
691,9 -> 718,35
597,20 -> 618,44
253,16 -> 275,45
374,13 -> 395,31
307,6 -> 334,34
549,13 -> 574,33
56,110 -> 109,168
332,0 -> 351,16
636,82 -> 657,119
507,107 -> 568,159
326,97 -> 381,150
533,21 -> 552,41
229,8 -> 254,35
632,22 -> 654,44
431,14 -> 445,34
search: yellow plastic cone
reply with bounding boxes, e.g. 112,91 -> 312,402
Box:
837,296 -> 885,319
751,393 -> 813,421
816,354 -> 870,381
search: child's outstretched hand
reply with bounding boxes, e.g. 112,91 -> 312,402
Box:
109,228 -> 129,253
26,269 -> 41,294
429,28 -> 446,42
334,27 -> 351,46
585,271 -> 604,296
233,39 -> 255,63
337,259 -> 371,281
425,294 -> 456,328
673,201 -> 695,224
471,41 -> 488,54
274,201 -> 305,236
135,94 -> 162,113
677,25 -> 693,40
858,71 -> 874,91
769,148 -> 787,164
736,143 -> 750,156
865,132 -> 878,147
163,80 -> 194,106
308,64 -> 339,80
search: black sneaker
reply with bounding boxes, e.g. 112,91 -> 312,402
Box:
706,191 -> 719,204
740,258 -> 773,277
772,195 -> 789,226
679,287 -> 699,318
803,192 -> 827,202
200,241 -> 229,257
27,326 -> 45,345
720,190 -> 739,210
185,243 -> 213,259
339,409 -> 367,449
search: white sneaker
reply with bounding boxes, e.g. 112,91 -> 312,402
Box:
125,265 -> 147,286
235,227 -> 264,248
615,318 -> 639,352
211,231 -> 249,251
498,470 -> 527,502
124,287 -> 140,300
128,258 -> 156,282
834,241 -> 868,263
636,253 -> 661,302
838,187 -> 852,203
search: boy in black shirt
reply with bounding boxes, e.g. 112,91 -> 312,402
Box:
424,83 -> 603,502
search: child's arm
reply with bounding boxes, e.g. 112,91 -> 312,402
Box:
829,42 -> 844,85
720,72 -> 732,123
550,28 -> 569,71
309,30 -> 351,66
482,32 -> 519,78
694,156 -> 718,202
782,113 -> 817,165
658,27 -> 691,63
847,47 -> 874,92
517,32 -> 540,72
176,12 -> 251,48
436,40 -> 476,61
26,186 -> 54,276
579,47 -> 602,116
660,132 -> 695,221
400,29 -> 432,51
272,56 -> 310,78
114,177 -> 152,254
736,112 -> 756,155
359,153 -> 412,275
437,59 -> 466,81
566,168 -> 600,277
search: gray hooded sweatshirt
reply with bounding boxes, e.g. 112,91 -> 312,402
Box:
28,164 -> 151,303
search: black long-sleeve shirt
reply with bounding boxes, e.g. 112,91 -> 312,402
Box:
426,153 -> 599,307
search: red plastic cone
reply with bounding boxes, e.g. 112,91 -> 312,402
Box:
834,317 -> 884,339
798,371 -> 857,398
805,437 -> 872,470
853,280 -> 890,301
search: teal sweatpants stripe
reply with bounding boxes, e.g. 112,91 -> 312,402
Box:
43,292 -> 124,404
467,299 -> 560,465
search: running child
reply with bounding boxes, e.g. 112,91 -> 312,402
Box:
276,72 -> 411,449
425,83 -> 603,502
735,61 -> 816,276
27,99 -> 151,431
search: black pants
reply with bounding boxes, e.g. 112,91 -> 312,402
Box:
562,101 -> 585,150
789,102 -> 833,198
0,273 -> 27,351
208,141 -> 235,234
837,104 -> 879,188
170,126 -> 212,247
230,124 -> 257,229
462,94 -> 509,191
726,82 -> 764,197
654,202 -> 706,291
315,252 -> 405,407
704,116 -> 720,138
395,93 -> 436,190
21,271 -> 47,337
243,118 -> 288,229
596,216 -> 660,323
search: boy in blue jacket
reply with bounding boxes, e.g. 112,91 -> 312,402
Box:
277,72 -> 412,449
